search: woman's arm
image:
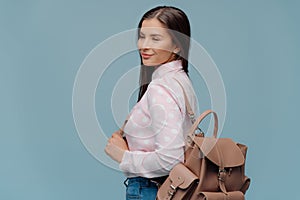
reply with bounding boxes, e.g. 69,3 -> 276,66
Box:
105,129 -> 129,163
119,82 -> 186,177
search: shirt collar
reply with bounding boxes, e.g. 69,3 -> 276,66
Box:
152,60 -> 183,80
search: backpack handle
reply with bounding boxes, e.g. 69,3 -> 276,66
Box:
172,78 -> 218,139
189,110 -> 218,138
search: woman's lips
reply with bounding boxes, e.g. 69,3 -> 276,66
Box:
141,53 -> 153,59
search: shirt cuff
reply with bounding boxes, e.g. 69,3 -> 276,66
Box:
119,150 -> 131,172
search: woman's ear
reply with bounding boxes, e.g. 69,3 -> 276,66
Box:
173,47 -> 180,54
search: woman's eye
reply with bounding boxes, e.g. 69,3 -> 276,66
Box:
152,37 -> 160,41
139,35 -> 145,39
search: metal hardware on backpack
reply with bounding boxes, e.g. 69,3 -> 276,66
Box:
157,79 -> 250,200
156,110 -> 251,200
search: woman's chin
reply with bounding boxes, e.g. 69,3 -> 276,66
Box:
142,60 -> 159,67
142,62 -> 154,67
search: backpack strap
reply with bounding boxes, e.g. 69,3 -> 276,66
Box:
120,78 -> 195,136
216,142 -> 228,194
119,117 -> 129,136
172,78 -> 195,123
121,78 -> 207,139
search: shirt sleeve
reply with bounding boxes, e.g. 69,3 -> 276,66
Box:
119,81 -> 186,178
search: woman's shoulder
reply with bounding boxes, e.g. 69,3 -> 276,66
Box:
150,75 -> 182,95
147,75 -> 186,108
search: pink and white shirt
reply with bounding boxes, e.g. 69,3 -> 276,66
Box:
120,60 -> 198,178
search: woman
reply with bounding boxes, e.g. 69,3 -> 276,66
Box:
105,6 -> 198,200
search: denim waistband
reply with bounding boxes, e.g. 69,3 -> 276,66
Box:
124,177 -> 158,187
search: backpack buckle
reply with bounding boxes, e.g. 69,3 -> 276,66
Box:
218,169 -> 227,182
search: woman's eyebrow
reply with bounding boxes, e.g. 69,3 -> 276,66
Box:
139,31 -> 163,37
150,33 -> 163,37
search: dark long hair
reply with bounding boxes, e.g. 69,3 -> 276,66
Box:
137,6 -> 191,102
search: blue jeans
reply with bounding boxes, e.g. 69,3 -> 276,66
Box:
125,177 -> 158,200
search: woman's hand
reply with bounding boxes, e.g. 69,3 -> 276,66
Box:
105,130 -> 129,163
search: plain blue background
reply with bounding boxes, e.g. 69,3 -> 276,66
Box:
1,0 -> 299,199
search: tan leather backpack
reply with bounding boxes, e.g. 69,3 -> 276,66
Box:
156,79 -> 251,200
157,110 -> 251,200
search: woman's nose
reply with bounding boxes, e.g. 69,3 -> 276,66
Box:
139,38 -> 151,49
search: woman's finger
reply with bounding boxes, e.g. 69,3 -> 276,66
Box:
112,132 -> 123,139
112,129 -> 123,137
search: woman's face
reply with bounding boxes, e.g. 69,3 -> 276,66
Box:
137,18 -> 179,66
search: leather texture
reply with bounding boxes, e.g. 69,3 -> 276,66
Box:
194,137 -> 245,167
156,80 -> 250,200
156,163 -> 199,200
199,191 -> 245,200
169,163 -> 198,189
